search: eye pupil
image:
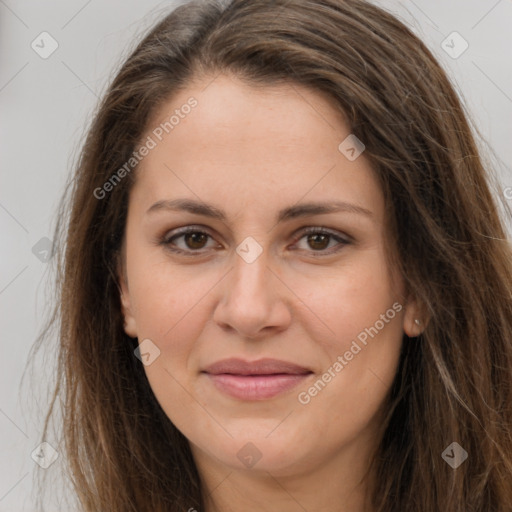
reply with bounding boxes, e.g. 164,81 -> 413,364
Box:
308,233 -> 329,250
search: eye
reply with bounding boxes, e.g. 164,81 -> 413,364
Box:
159,226 -> 351,256
160,226 -> 218,255
292,227 -> 350,256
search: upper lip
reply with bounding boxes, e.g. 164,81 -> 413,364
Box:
202,358 -> 312,376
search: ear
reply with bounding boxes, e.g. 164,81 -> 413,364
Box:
402,294 -> 427,338
117,256 -> 138,338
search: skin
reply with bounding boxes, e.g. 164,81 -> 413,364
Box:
118,73 -> 423,512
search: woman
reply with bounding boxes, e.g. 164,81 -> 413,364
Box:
35,0 -> 512,510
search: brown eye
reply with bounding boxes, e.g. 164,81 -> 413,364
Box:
306,233 -> 330,251
294,228 -> 350,255
182,232 -> 209,250
160,226 -> 350,257
161,227 -> 218,255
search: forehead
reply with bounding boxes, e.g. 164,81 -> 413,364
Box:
132,73 -> 383,222
147,74 -> 345,152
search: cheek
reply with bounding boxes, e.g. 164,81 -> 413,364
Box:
129,268 -> 211,350
293,250 -> 399,350
291,253 -> 403,425
125,237 -> 211,338
294,302 -> 403,452
126,265 -> 217,434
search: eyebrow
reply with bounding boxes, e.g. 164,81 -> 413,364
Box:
146,198 -> 373,223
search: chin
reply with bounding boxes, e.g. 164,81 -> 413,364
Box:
192,429 -> 320,476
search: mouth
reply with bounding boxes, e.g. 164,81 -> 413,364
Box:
201,358 -> 314,400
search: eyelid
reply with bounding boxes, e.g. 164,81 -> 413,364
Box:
162,225 -> 217,239
294,226 -> 352,244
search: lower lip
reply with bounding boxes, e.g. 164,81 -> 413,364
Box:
204,373 -> 312,400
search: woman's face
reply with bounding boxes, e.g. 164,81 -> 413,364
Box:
119,73 -> 422,478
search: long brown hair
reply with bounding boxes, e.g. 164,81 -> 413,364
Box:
33,0 -> 512,510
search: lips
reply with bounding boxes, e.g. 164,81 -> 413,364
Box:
203,358 -> 312,376
202,358 -> 313,400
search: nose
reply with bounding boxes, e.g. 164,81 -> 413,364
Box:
212,244 -> 292,340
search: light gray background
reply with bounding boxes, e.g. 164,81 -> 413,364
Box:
1,0 -> 511,510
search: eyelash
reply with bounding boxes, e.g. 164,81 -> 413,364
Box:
159,225 -> 351,257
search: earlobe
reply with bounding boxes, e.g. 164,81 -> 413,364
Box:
402,296 -> 427,338
117,261 -> 138,339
